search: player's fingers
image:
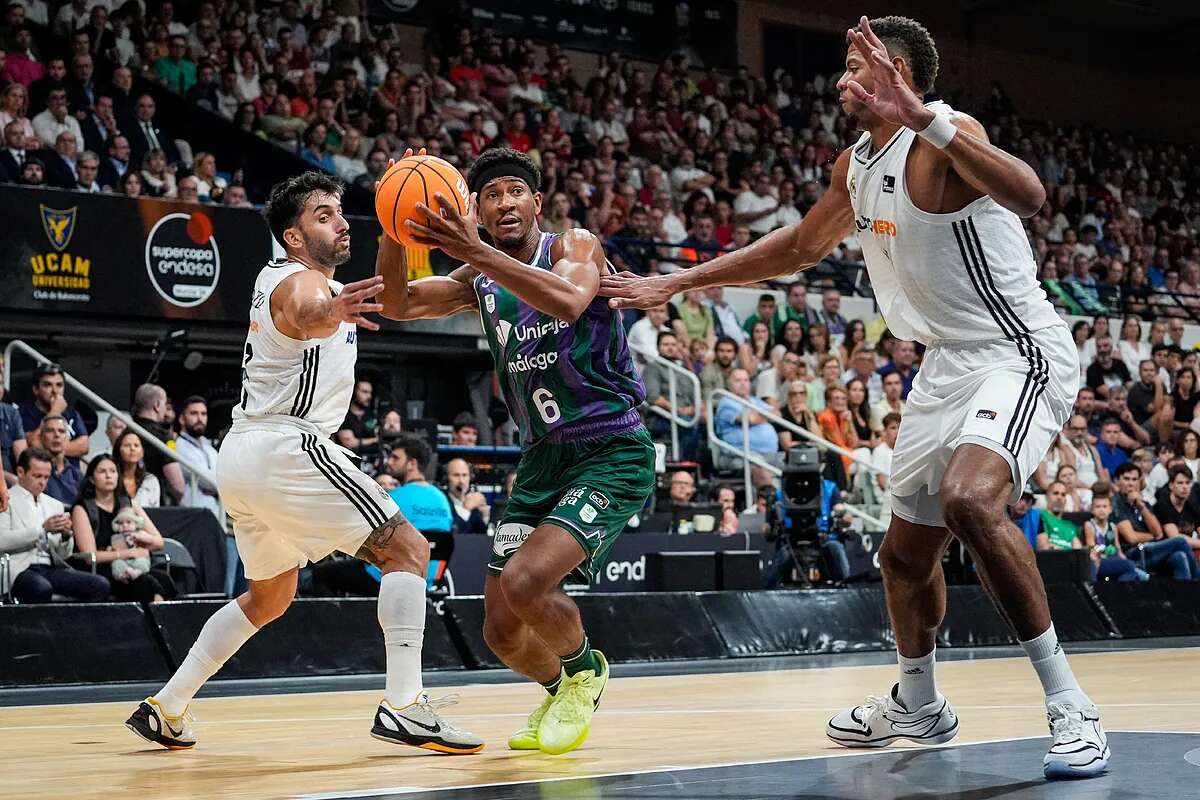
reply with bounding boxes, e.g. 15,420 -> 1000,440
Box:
412,202 -> 447,225
433,192 -> 459,218
404,219 -> 439,238
406,229 -> 441,247
355,302 -> 384,313
401,148 -> 414,159
352,316 -> 381,331
846,80 -> 872,102
850,28 -> 878,58
870,48 -> 896,74
600,270 -> 637,286
860,16 -> 886,51
343,275 -> 384,294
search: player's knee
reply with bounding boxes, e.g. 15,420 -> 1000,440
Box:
243,583 -> 294,625
372,523 -> 431,574
939,477 -> 1004,539
498,566 -> 548,611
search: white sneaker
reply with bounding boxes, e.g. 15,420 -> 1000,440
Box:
125,697 -> 197,750
371,693 -> 485,755
826,684 -> 959,748
1043,701 -> 1109,779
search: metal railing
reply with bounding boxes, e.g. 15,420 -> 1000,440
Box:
3,340 -> 222,519
641,350 -> 703,461
706,388 -> 884,528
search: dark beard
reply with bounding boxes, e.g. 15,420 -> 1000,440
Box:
303,232 -> 351,269
186,423 -> 206,438
496,233 -> 525,249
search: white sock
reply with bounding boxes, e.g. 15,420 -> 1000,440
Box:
379,571 -> 426,707
156,600 -> 258,717
895,648 -> 938,709
1019,624 -> 1087,705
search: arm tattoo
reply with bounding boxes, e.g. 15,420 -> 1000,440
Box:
355,511 -> 411,567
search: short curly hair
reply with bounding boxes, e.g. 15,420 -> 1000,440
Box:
467,146 -> 541,194
856,16 -> 939,95
264,171 -> 344,246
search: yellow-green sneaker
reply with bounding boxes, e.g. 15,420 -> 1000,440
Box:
507,693 -> 556,750
537,650 -> 609,755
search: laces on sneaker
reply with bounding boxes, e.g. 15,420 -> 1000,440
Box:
411,692 -> 473,737
158,705 -> 193,728
1047,703 -> 1083,740
416,692 -> 461,712
553,681 -> 594,725
859,695 -> 891,725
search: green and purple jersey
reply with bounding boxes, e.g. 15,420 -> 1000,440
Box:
474,231 -> 645,447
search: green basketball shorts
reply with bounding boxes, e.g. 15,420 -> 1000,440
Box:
489,427 -> 656,584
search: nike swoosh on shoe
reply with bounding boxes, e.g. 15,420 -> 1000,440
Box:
402,716 -> 443,734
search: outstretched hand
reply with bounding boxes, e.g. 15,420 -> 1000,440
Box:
844,16 -> 934,132
374,147 -> 426,193
332,275 -> 385,331
598,271 -> 681,310
405,192 -> 484,263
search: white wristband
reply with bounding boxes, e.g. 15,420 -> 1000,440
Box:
917,113 -> 957,149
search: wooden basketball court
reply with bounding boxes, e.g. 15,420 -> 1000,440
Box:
2,646 -> 1196,799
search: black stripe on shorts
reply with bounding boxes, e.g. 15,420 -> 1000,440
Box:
300,433 -> 388,530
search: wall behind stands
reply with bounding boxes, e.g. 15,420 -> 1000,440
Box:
735,0 -> 1197,141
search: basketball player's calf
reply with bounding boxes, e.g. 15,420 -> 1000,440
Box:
828,445 -> 1109,778
492,525 -> 611,754
353,512 -> 484,753
128,511 -> 483,754
825,520 -> 961,749
483,574 -> 566,751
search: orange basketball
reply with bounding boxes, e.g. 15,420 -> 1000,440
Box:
374,155 -> 470,248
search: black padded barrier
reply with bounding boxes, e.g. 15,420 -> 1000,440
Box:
1045,582 -> 1119,641
444,592 -> 730,669
149,598 -> 462,679
1094,581 -> 1200,638
702,588 -> 894,657
1,603 -> 171,687
441,597 -> 497,669
576,592 -> 728,662
0,580 -> 1184,688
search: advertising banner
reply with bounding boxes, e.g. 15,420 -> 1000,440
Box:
0,188 -> 451,327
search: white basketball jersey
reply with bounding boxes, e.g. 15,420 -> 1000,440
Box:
846,101 -> 1061,345
231,260 -> 357,437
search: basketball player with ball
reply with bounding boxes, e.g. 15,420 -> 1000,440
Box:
375,147 -> 655,755
126,155 -> 484,755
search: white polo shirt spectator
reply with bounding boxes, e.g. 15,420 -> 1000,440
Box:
735,174 -> 780,235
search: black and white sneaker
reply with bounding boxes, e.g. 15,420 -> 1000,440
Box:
826,684 -> 959,748
371,693 -> 485,755
1043,701 -> 1109,779
125,697 -> 197,750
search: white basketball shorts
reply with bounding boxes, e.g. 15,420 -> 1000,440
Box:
889,324 -> 1078,528
217,424 -> 399,581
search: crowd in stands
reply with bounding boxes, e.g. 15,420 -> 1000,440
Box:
3,4 -> 1199,592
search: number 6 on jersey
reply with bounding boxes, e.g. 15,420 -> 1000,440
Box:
533,388 -> 561,424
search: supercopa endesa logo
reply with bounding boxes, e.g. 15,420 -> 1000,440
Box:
144,212 -> 221,307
